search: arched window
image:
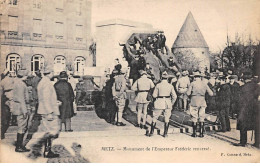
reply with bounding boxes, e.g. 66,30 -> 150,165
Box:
54,55 -> 66,75
74,56 -> 85,75
31,54 -> 44,73
6,53 -> 21,76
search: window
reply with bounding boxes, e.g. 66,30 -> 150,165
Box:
33,0 -> 41,9
54,55 -> 66,75
6,53 -> 21,76
31,54 -> 44,73
75,24 -> 83,42
32,18 -> 42,40
55,21 -> 64,40
8,0 -> 17,5
8,15 -> 18,38
74,56 -> 85,75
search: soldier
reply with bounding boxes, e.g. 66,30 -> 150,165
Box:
187,71 -> 213,137
75,77 -> 85,106
148,71 -> 177,137
229,75 -> 240,119
10,69 -> 30,152
112,69 -> 127,126
28,67 -> 60,158
54,71 -> 75,132
0,69 -> 14,139
216,74 -> 231,132
145,63 -> 155,82
234,73 -> 258,147
176,70 -> 190,112
132,71 -> 155,129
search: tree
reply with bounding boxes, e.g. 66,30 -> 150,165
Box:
174,50 -> 200,72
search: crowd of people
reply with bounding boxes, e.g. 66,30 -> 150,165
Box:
0,62 -> 259,158
101,63 -> 259,147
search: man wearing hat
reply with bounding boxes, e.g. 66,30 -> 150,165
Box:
187,71 -> 213,137
132,70 -> 155,129
205,73 -> 217,114
10,69 -> 30,152
216,73 -> 231,132
54,71 -> 75,132
28,67 -> 60,158
112,68 -> 127,126
176,70 -> 190,112
148,71 -> 177,137
229,75 -> 240,119
234,73 -> 258,147
0,69 -> 15,139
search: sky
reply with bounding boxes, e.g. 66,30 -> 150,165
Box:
91,0 -> 260,53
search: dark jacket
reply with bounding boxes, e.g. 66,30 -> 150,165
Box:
216,83 -> 231,108
237,80 -> 258,131
54,79 -> 75,122
229,82 -> 240,103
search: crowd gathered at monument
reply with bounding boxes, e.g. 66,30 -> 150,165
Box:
0,31 -> 259,159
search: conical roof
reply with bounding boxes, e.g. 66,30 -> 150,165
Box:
172,12 -> 209,48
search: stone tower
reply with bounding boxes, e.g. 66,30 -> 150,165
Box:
172,12 -> 210,72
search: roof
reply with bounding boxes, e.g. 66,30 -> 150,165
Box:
172,12 -> 209,49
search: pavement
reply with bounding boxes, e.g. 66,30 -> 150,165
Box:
1,106 -> 259,163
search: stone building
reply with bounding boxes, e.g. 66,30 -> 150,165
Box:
172,12 -> 210,72
0,0 -> 92,76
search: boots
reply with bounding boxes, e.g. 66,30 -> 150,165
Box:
43,138 -> 59,158
15,133 -> 30,152
163,123 -> 170,137
148,122 -> 156,137
191,122 -> 197,137
199,122 -> 205,137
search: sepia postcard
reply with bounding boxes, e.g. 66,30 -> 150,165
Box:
0,0 -> 259,163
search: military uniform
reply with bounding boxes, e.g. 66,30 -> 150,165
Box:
176,72 -> 190,111
216,82 -> 231,132
112,73 -> 127,126
0,75 -> 14,139
28,68 -> 60,158
148,72 -> 177,137
187,72 -> 213,137
132,72 -> 155,129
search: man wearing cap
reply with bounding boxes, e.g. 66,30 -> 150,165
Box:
229,75 -> 240,119
0,69 -> 15,139
132,70 -> 155,129
112,69 -> 127,126
176,70 -> 190,112
187,71 -> 213,137
148,71 -> 177,137
216,73 -> 231,132
234,73 -> 258,147
10,69 -> 30,152
54,71 -> 75,132
28,67 -> 60,158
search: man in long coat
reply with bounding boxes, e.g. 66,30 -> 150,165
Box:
216,74 -> 231,132
234,73 -> 258,147
54,71 -> 75,132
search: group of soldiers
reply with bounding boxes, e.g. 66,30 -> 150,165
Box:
101,63 -> 259,147
0,68 -> 77,158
